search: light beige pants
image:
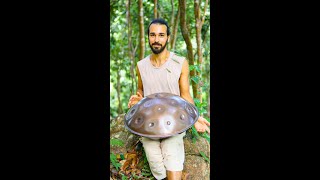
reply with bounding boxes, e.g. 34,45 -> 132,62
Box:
140,132 -> 186,180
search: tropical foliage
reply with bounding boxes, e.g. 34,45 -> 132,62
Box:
110,0 -> 210,119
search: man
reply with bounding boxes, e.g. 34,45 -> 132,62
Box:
127,18 -> 210,180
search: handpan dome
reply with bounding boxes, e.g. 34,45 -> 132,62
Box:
124,92 -> 199,139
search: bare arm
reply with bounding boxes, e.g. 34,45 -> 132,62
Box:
179,59 -> 194,104
136,66 -> 144,97
128,66 -> 144,108
179,59 -> 210,133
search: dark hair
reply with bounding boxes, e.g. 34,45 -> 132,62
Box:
147,18 -> 170,36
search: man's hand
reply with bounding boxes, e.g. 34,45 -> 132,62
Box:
127,92 -> 143,108
194,116 -> 210,134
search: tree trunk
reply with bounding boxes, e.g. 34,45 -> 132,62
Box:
202,23 -> 210,118
158,3 -> 164,18
170,0 -> 175,32
170,8 -> 180,51
194,0 -> 209,103
138,0 -> 145,60
194,0 -> 202,101
178,0 -> 198,98
201,21 -> 210,47
154,0 -> 158,19
207,76 -> 210,118
116,65 -> 123,114
126,0 -> 136,94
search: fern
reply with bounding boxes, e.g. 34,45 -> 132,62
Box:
191,126 -> 200,143
199,151 -> 210,163
110,153 -> 121,170
200,132 -> 210,143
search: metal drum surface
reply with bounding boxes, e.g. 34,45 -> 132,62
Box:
124,92 -> 199,139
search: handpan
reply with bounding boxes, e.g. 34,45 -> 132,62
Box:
124,92 -> 199,139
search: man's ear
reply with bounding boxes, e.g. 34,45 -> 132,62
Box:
167,35 -> 170,42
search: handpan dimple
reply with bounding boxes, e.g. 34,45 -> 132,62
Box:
134,117 -> 144,125
149,122 -> 155,127
154,93 -> 163,98
143,99 -> 155,108
186,106 -> 193,114
125,106 -> 138,120
124,92 -> 199,139
129,116 -> 144,131
154,104 -> 166,113
170,99 -> 177,106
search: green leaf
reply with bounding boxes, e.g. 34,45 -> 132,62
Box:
191,126 -> 200,144
121,174 -> 128,180
194,65 -> 201,73
133,174 -> 140,179
199,151 -> 210,163
200,132 -> 210,143
110,139 -> 124,147
189,65 -> 195,71
202,82 -> 209,91
132,174 -> 139,179
189,65 -> 201,73
199,109 -> 208,114
192,126 -> 200,136
191,76 -> 200,84
120,154 -> 125,160
142,172 -> 152,176
192,136 -> 197,144
110,153 -> 121,170
194,98 -> 201,107
201,102 -> 208,107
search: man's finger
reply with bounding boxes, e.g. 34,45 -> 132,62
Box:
130,95 -> 136,101
204,120 -> 210,126
128,100 -> 134,108
198,117 -> 206,123
137,92 -> 142,98
197,128 -> 203,133
199,117 -> 210,126
205,126 -> 210,134
198,121 -> 207,127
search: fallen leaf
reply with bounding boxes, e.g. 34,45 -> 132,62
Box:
125,169 -> 132,175
132,168 -> 141,175
121,160 -> 131,171
130,155 -> 138,168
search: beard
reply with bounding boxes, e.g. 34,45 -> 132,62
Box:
149,39 -> 168,54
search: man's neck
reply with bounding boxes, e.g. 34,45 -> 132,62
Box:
151,49 -> 169,63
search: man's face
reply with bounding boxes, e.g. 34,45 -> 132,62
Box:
148,24 -> 170,54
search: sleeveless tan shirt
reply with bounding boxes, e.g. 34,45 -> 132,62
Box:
137,52 -> 186,97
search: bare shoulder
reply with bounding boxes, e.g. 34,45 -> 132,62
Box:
181,58 -> 189,74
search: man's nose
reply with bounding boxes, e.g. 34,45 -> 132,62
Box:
155,35 -> 160,42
